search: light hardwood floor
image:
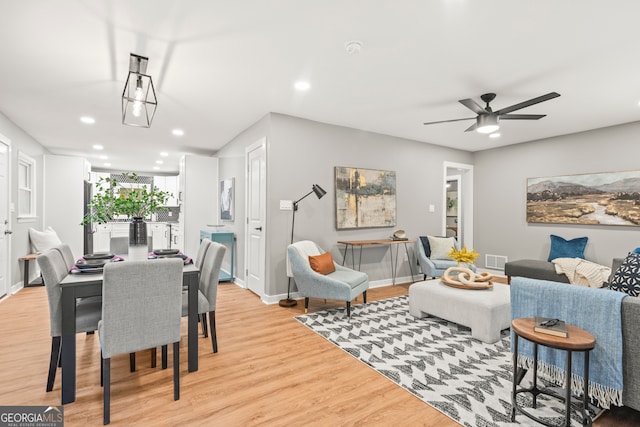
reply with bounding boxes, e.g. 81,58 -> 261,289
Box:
0,281 -> 637,426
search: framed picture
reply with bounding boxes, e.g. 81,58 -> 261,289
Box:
526,170 -> 640,226
335,166 -> 397,229
220,178 -> 234,222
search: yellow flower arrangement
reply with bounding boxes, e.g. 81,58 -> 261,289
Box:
448,245 -> 480,265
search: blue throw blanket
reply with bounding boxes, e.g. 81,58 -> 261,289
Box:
510,277 -> 626,408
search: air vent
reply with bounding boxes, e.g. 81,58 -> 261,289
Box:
485,254 -> 508,270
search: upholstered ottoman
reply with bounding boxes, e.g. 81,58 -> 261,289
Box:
408,279 -> 511,343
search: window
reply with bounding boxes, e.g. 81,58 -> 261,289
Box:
18,151 -> 36,221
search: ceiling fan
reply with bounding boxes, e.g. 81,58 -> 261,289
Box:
423,92 -> 561,134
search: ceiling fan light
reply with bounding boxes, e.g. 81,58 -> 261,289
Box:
476,114 -> 499,134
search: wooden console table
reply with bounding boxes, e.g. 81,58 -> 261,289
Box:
337,239 -> 416,285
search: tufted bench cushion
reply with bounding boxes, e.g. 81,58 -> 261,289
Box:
408,279 -> 511,343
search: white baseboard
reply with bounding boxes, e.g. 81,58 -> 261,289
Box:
260,274 -> 421,305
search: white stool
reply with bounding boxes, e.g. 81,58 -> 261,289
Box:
409,279 -> 511,343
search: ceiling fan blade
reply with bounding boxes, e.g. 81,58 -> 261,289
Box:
464,122 -> 478,132
495,92 -> 560,115
423,117 -> 476,126
459,98 -> 487,114
498,114 -> 546,120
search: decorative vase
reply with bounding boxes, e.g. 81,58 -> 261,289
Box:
129,216 -> 148,260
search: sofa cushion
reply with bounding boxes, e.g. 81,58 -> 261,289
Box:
428,236 -> 456,260
609,252 -> 640,297
504,259 -> 571,283
308,252 -> 336,275
547,234 -> 588,262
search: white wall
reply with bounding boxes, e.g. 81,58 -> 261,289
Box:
44,155 -> 88,259
0,112 -> 48,288
219,113 -> 473,298
473,121 -> 640,269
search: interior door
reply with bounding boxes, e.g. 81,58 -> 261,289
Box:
0,136 -> 11,297
245,138 -> 266,297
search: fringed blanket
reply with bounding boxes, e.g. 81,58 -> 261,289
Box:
552,257 -> 611,288
511,277 -> 626,408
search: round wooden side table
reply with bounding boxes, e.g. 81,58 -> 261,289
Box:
511,317 -> 596,427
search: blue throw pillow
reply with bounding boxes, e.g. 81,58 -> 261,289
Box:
609,252 -> 640,297
633,247 -> 640,254
547,234 -> 588,262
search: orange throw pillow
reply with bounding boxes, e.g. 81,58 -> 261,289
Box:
308,252 -> 336,275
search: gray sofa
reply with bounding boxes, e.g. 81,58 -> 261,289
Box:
510,258 -> 640,411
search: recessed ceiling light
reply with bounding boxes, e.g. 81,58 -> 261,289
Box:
104,162 -> 111,167
99,155 -> 108,160
172,129 -> 184,136
489,133 -> 501,139
156,160 -> 164,165
80,116 -> 95,124
160,151 -> 169,157
294,81 -> 310,91
153,166 -> 160,170
93,144 -> 104,150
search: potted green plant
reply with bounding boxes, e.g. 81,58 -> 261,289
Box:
82,173 -> 172,248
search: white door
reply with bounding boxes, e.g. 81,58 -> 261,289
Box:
0,136 -> 11,297
245,138 -> 266,297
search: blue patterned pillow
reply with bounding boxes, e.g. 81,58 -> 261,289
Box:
547,234 -> 588,262
609,252 -> 640,297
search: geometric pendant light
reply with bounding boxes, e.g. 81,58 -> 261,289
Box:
121,53 -> 157,127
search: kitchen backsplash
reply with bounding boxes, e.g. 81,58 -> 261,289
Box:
155,206 -> 180,222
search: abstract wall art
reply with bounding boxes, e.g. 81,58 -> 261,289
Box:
334,166 -> 397,229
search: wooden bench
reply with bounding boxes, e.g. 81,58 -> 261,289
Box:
18,253 -> 43,287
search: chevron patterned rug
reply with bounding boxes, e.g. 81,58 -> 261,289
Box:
295,295 -> 601,427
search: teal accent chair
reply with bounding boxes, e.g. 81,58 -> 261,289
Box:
287,240 -> 368,317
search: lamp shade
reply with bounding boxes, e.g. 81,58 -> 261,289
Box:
122,54 -> 157,128
312,184 -> 327,199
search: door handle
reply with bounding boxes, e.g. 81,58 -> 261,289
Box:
4,229 -> 12,235
254,227 -> 262,231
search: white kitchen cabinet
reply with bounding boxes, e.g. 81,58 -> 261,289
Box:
149,222 -> 167,249
93,223 -> 111,252
154,175 -> 179,206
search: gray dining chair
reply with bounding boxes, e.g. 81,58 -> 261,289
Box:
99,258 -> 183,425
109,236 -> 153,254
53,243 -> 76,270
38,248 -> 102,392
182,242 -> 225,353
195,238 -> 212,270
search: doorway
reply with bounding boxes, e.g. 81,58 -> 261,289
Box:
245,138 -> 267,298
0,134 -> 11,298
443,161 -> 473,249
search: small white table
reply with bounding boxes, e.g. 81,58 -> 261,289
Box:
408,279 -> 511,343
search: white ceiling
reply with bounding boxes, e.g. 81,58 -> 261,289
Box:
1,1 -> 640,173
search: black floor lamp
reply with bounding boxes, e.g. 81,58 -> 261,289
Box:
279,184 -> 327,307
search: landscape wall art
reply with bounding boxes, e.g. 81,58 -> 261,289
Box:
527,170 -> 640,226
335,166 -> 397,229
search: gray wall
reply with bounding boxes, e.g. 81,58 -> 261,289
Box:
219,113 -> 473,298
0,112 -> 48,288
473,121 -> 640,269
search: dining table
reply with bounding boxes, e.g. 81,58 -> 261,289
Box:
59,256 -> 200,405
